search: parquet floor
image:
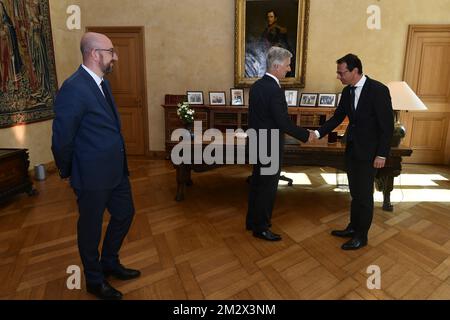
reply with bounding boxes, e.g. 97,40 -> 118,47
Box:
1,160 -> 449,300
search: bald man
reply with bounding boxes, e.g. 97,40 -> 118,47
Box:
52,32 -> 139,300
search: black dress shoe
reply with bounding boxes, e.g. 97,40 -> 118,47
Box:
331,227 -> 355,238
341,237 -> 367,250
103,264 -> 141,280
253,230 -> 281,241
86,281 -> 122,300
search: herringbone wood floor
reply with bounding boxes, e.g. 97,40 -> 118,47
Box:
1,160 -> 450,300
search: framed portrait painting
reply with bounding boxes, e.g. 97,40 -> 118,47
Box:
235,0 -> 310,88
0,0 -> 58,128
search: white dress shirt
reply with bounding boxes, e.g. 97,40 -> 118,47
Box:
82,64 -> 105,96
352,75 -> 367,110
265,72 -> 280,88
314,75 -> 367,139
313,75 -> 385,159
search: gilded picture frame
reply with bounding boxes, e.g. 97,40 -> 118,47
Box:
234,0 -> 309,88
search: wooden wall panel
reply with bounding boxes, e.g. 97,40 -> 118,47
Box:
402,25 -> 450,164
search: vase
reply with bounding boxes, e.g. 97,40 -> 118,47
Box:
391,122 -> 406,147
184,122 -> 194,138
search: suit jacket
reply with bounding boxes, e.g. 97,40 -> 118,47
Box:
248,75 -> 309,160
318,76 -> 394,161
52,66 -> 128,190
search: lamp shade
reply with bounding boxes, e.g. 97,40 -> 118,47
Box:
387,81 -> 427,111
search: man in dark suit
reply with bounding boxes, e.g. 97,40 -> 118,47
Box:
246,46 -> 310,241
52,32 -> 140,299
311,53 -> 394,250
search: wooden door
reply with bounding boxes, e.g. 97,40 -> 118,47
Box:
402,25 -> 450,164
86,27 -> 148,155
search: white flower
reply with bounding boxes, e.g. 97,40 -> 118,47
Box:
176,101 -> 195,123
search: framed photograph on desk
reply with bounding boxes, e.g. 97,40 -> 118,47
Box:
284,90 -> 298,106
187,91 -> 204,105
299,93 -> 317,107
209,92 -> 226,105
230,88 -> 245,106
318,93 -> 337,107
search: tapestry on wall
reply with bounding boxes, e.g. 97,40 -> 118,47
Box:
0,0 -> 57,128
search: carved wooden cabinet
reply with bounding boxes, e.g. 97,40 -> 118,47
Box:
0,149 -> 36,202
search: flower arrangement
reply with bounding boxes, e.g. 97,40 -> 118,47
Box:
177,101 -> 195,124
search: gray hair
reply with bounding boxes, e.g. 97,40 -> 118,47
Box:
266,46 -> 292,71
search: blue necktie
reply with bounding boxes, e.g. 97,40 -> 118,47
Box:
101,80 -> 117,120
349,86 -> 356,111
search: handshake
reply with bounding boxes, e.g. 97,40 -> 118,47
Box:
307,129 -> 319,143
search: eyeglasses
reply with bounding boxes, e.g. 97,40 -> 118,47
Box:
95,48 -> 117,56
336,70 -> 350,77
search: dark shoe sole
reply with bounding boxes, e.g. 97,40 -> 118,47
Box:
252,233 -> 282,241
341,242 -> 367,250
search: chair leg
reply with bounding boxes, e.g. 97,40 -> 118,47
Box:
279,175 -> 293,186
247,175 -> 293,186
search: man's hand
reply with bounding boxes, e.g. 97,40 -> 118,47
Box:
373,156 -> 386,168
308,130 -> 318,143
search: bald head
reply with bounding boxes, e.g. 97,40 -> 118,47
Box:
80,32 -> 112,61
80,32 -> 117,77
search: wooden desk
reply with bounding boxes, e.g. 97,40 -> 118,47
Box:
162,103 -> 348,157
168,140 -> 412,212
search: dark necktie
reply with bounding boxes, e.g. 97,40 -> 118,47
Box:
100,80 -> 117,120
349,86 -> 356,111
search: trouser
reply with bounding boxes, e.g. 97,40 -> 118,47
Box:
74,175 -> 135,284
246,163 -> 281,233
345,150 -> 376,239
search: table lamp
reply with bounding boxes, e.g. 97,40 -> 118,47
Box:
386,81 -> 427,147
